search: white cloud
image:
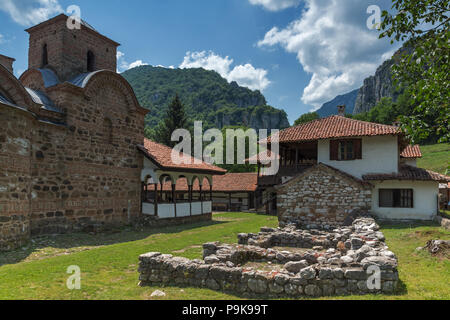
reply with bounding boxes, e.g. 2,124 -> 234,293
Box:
257,0 -> 401,109
0,0 -> 63,26
249,0 -> 301,11
116,51 -> 149,73
180,51 -> 271,91
0,34 -> 4,44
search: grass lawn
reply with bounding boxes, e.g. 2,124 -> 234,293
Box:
0,212 -> 448,300
418,143 -> 450,175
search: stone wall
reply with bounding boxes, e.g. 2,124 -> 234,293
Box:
276,164 -> 372,228
27,75 -> 145,237
1,34 -> 146,250
138,218 -> 399,297
0,107 -> 33,251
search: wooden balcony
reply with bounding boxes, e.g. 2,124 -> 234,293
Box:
257,165 -> 314,187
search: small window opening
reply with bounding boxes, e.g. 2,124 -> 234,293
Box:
42,44 -> 48,67
103,118 -> 113,144
87,50 -> 95,72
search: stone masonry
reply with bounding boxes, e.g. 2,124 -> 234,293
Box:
0,15 -> 147,251
138,218 -> 399,297
276,164 -> 372,228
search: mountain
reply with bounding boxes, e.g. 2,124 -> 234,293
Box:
318,46 -> 408,117
122,66 -> 290,131
353,58 -> 398,114
316,89 -> 359,117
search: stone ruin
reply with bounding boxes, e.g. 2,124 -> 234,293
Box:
138,218 -> 399,297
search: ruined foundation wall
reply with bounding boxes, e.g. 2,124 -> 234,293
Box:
138,218 -> 399,298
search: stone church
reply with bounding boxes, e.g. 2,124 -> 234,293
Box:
0,14 -> 149,250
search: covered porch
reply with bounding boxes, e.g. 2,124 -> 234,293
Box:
141,172 -> 214,219
138,139 -> 227,220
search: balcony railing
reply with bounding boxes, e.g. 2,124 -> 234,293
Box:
142,201 -> 212,219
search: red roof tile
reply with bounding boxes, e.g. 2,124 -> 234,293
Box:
267,115 -> 401,143
401,145 -> 422,158
158,173 -> 258,193
138,139 -> 226,174
363,165 -> 449,183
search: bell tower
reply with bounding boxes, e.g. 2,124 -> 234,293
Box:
25,14 -> 120,82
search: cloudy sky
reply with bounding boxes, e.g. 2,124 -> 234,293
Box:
0,0 -> 400,123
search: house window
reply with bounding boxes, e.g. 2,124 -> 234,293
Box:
330,139 -> 362,161
339,140 -> 354,160
379,189 -> 414,208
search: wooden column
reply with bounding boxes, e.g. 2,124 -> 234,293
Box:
229,193 -> 232,212
189,185 -> 193,216
199,184 -> 203,215
154,183 -> 158,217
172,183 -> 177,218
295,148 -> 299,170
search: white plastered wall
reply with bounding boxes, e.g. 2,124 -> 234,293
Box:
317,135 -> 399,179
371,180 -> 439,221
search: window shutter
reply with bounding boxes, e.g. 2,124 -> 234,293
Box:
330,140 -> 339,160
354,139 -> 362,159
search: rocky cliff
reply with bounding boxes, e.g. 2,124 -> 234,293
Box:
319,46 -> 409,116
353,58 -> 397,114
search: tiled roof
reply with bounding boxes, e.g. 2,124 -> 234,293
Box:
267,115 -> 400,143
401,145 -> 422,158
139,139 -> 227,174
158,173 -> 258,192
363,165 -> 449,183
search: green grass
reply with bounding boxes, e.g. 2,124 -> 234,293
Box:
0,213 -> 448,300
418,143 -> 450,175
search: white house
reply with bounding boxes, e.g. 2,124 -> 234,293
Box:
252,107 -> 449,225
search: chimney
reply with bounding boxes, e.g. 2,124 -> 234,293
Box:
337,105 -> 346,116
0,54 -> 15,74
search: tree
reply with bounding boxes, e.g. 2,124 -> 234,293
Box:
294,112 -> 320,126
380,0 -> 449,143
216,125 -> 258,173
151,94 -> 188,147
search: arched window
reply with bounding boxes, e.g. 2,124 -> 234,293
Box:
87,50 -> 95,72
103,118 -> 113,144
42,44 -> 48,67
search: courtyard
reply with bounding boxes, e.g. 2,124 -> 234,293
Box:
0,212 -> 448,300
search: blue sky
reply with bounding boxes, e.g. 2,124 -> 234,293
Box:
0,0 -> 400,124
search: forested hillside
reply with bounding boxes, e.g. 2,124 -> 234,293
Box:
122,66 -> 290,133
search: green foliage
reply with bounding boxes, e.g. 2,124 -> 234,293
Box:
380,0 -> 450,143
1,213 -> 449,300
294,112 -> 320,126
214,125 -> 258,173
149,94 -> 188,147
348,89 -> 445,144
122,66 -> 289,133
417,143 -> 450,175
350,89 -> 413,123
